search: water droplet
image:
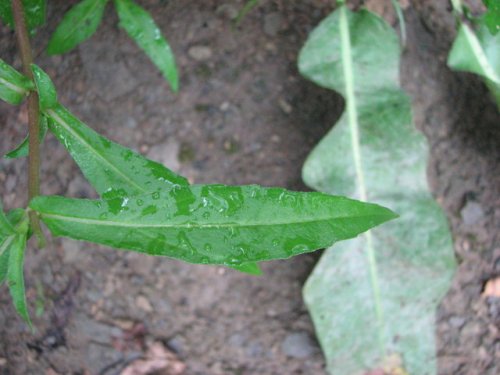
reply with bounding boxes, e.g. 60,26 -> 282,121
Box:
99,212 -> 108,220
152,191 -> 160,200
272,239 -> 279,247
136,199 -> 144,206
204,244 -> 212,252
202,212 -> 210,219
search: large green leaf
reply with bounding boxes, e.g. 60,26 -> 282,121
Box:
0,0 -> 46,34
299,6 -> 455,375
44,104 -> 188,198
30,185 -> 396,266
31,67 -> 261,274
46,0 -> 108,55
447,19 -> 500,108
114,0 -> 178,92
0,59 -> 33,105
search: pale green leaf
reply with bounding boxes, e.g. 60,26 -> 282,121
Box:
47,0 -> 108,55
30,185 -> 397,266
0,0 -> 46,34
448,21 -> 500,107
5,115 -> 48,159
0,59 -> 33,105
114,0 -> 178,92
228,261 -> 262,275
299,7 -> 455,374
44,104 -> 188,198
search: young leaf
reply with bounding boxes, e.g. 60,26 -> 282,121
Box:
228,261 -> 262,275
1,209 -> 29,286
114,0 -> 178,92
0,59 -> 34,105
31,64 -> 57,111
0,0 -> 46,34
235,0 -> 260,26
6,214 -> 30,326
5,115 -> 48,159
44,104 -> 188,198
447,20 -> 500,108
46,0 -> 108,55
30,185 -> 397,266
299,7 -> 455,375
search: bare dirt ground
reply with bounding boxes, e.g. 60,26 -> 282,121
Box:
0,1 -> 499,374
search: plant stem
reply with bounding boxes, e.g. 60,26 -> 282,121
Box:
11,0 -> 44,245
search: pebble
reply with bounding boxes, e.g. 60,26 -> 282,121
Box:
136,295 -> 153,312
281,331 -> 317,358
264,13 -> 284,37
188,46 -> 213,61
460,201 -> 484,226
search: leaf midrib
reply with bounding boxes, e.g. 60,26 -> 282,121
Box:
38,211 -> 390,230
0,76 -> 27,95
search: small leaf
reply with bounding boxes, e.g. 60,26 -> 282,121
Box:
30,185 -> 397,266
234,0 -> 260,26
6,215 -> 31,326
46,0 -> 108,55
114,0 -> 179,92
0,235 -> 13,286
44,104 -> 188,197
0,0 -> 46,34
0,58 -> 34,105
31,64 -> 57,111
229,262 -> 262,275
5,115 -> 48,159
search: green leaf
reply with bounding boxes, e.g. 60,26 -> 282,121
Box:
5,115 -> 48,159
114,0 -> 178,92
46,0 -> 108,55
30,185 -> 396,266
447,21 -> 500,108
0,0 -> 46,34
31,64 -> 57,111
483,0 -> 500,35
299,7 -> 455,375
234,0 -> 260,26
6,214 -> 30,326
0,202 -> 15,237
44,104 -> 188,198
228,261 -> 262,275
1,208 -> 27,286
0,58 -> 34,105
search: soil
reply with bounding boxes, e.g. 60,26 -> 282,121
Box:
0,1 -> 499,374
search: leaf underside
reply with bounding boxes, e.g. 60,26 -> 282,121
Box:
299,7 -> 455,375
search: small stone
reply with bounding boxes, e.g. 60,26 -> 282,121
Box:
0,358 -> 6,366
461,201 -> 484,226
281,331 -> 317,358
188,46 -> 213,61
449,315 -> 466,328
263,13 -> 284,37
147,141 -> 181,172
167,335 -> 185,355
278,99 -> 292,114
220,101 -> 230,111
136,295 -> 153,312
